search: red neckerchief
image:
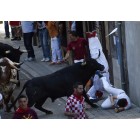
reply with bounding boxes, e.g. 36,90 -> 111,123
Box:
16,107 -> 30,113
73,92 -> 83,102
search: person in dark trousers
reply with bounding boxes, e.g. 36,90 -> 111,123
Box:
4,21 -> 10,39
21,21 -> 36,61
37,21 -> 50,62
13,95 -> 38,119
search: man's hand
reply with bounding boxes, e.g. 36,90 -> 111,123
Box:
115,107 -> 124,113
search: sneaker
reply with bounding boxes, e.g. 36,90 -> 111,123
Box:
45,58 -> 50,62
28,57 -> 35,62
57,60 -> 64,64
41,58 -> 46,62
49,62 -> 56,65
4,36 -> 10,39
24,57 -> 29,61
17,37 -> 21,41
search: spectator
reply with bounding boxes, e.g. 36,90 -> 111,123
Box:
21,21 -> 36,61
64,82 -> 88,119
46,21 -> 63,65
64,31 -> 88,63
97,71 -> 131,113
4,21 -> 10,39
37,21 -> 50,62
9,21 -> 21,41
13,95 -> 38,119
58,21 -> 67,57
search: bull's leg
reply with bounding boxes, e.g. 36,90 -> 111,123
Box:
16,72 -> 20,87
10,96 -> 17,111
4,89 -> 14,112
34,98 -> 53,114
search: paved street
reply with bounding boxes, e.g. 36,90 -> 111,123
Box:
0,24 -> 140,119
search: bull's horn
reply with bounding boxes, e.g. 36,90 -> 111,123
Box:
20,50 -> 28,53
81,56 -> 86,66
14,61 -> 24,66
10,79 -> 19,84
5,50 -> 11,54
81,61 -> 86,66
17,46 -> 20,50
10,65 -> 20,71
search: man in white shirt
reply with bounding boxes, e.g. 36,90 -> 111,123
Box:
86,31 -> 110,103
97,71 -> 131,113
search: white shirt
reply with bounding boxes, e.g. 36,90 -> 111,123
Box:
21,21 -> 34,33
71,21 -> 76,31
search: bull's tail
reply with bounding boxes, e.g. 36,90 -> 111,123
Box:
7,81 -> 29,112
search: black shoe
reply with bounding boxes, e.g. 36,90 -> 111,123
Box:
90,98 -> 99,103
17,37 -> 21,40
4,36 -> 10,39
11,37 -> 17,41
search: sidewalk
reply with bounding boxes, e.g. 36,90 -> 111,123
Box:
0,27 -> 140,119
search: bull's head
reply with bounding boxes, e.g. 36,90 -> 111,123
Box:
5,46 -> 27,55
86,58 -> 104,71
5,46 -> 27,62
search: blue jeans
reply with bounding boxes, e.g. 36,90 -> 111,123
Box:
4,21 -> 10,37
51,36 -> 63,62
38,28 -> 50,59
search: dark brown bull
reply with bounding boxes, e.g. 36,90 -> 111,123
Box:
0,57 -> 22,111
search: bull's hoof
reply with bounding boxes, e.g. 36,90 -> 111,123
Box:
17,81 -> 20,87
45,110 -> 53,114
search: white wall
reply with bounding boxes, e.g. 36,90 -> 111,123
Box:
125,21 -> 140,106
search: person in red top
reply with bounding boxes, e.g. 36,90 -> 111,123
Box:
9,21 -> 21,41
13,95 -> 38,119
64,82 -> 88,119
64,31 -> 88,63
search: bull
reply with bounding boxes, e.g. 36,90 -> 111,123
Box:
8,59 -> 104,114
0,42 -> 27,86
0,42 -> 26,62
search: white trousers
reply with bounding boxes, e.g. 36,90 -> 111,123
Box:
51,37 -> 63,62
87,72 -> 110,99
101,77 -> 125,109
